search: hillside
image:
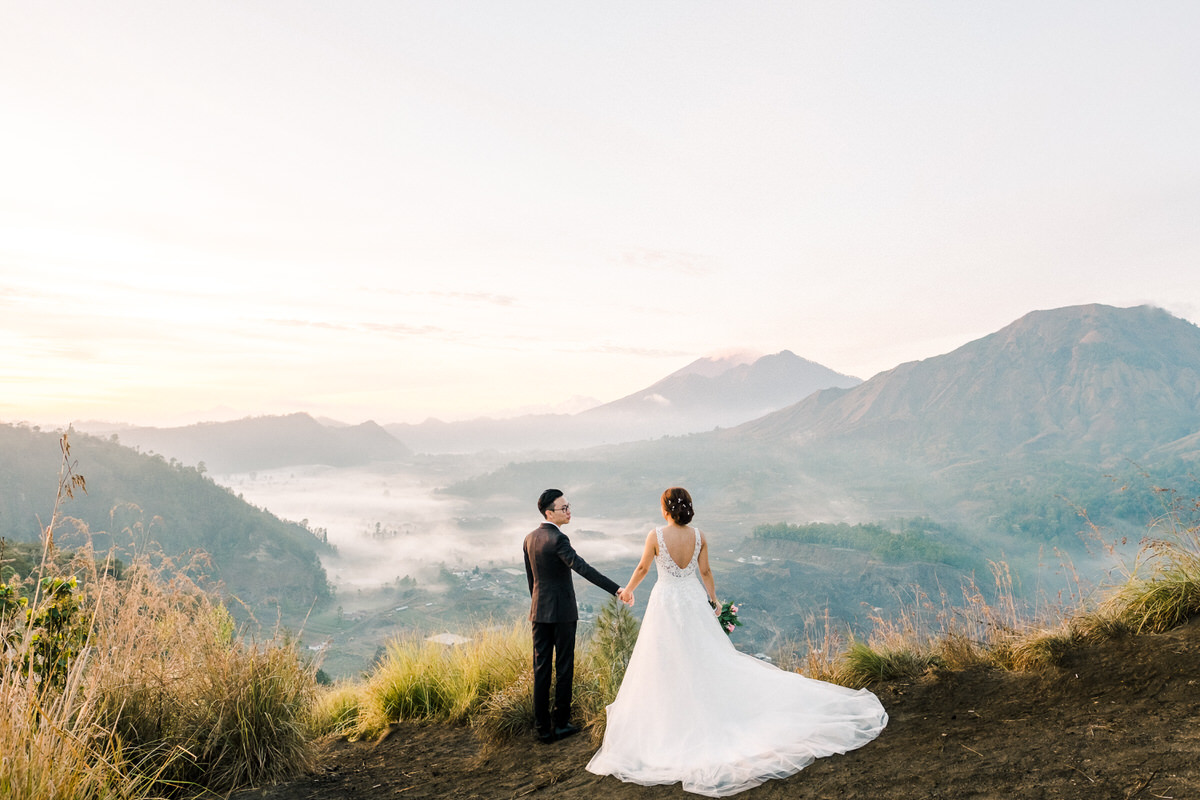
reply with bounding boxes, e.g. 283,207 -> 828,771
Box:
441,304 -> 1200,551
386,350 -> 860,454
738,303 -> 1200,461
230,617 -> 1200,799
80,412 -> 411,473
0,423 -> 331,625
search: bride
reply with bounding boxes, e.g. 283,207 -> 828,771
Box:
586,487 -> 888,797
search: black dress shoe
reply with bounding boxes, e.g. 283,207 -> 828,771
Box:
554,723 -> 581,739
538,730 -> 557,744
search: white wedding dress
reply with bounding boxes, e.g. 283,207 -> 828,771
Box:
586,527 -> 888,797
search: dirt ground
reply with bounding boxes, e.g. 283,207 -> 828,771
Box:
227,618 -> 1200,800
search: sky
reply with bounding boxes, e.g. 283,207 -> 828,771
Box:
3,1 -> 1199,428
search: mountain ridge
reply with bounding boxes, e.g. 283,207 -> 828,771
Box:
82,412 -> 411,474
439,303 -> 1200,552
735,303 -> 1200,462
71,350 -> 859,463
387,349 -> 861,453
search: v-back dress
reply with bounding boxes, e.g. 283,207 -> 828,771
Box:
586,526 -> 888,797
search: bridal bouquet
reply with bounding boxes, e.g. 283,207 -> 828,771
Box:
715,600 -> 742,635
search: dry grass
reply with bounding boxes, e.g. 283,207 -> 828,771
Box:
840,641 -> 942,685
319,597 -> 641,744
1102,511 -> 1200,633
0,550 -> 320,798
0,662 -> 136,800
1,435 -> 320,798
311,681 -> 365,738
356,621 -> 529,737
785,490 -> 1200,689
89,562 -> 317,792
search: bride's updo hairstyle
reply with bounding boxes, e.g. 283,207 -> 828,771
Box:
662,487 -> 695,525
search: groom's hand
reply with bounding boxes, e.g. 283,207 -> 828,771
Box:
618,587 -> 634,606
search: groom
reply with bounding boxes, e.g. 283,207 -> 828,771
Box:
523,488 -> 623,743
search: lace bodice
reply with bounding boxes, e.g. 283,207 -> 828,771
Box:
655,526 -> 701,579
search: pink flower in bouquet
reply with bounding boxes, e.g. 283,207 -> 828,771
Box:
716,600 -> 742,636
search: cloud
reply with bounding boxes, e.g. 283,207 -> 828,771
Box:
362,321 -> 448,338
432,291 -> 518,307
580,344 -> 693,359
266,318 -> 356,332
363,287 -> 518,307
265,317 -> 445,338
618,248 -> 713,277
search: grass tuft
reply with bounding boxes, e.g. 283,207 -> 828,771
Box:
320,596 -> 641,745
841,641 -> 942,685
354,622 -> 529,739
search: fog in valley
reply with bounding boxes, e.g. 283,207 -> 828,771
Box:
218,462 -> 653,601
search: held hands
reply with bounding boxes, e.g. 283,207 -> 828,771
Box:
617,587 -> 635,606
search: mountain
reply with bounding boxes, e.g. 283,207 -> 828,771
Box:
83,412 -> 412,474
441,304 -> 1200,552
737,304 -> 1200,462
582,350 -> 861,427
0,423 -> 331,626
386,350 -> 861,454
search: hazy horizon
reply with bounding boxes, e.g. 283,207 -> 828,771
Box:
4,3 -> 1199,429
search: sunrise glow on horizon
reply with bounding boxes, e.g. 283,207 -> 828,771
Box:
3,2 -> 1199,429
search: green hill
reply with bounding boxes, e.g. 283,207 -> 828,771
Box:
0,423 -> 331,627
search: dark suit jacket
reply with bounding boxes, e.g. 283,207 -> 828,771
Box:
523,522 -> 620,623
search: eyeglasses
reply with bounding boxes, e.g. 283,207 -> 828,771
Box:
552,504 -> 571,512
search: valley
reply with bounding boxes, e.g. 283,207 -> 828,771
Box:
8,303 -> 1196,682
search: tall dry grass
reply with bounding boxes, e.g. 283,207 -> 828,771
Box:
86,558 -> 318,794
318,596 -> 641,744
1,434 -> 320,798
808,486 -> 1200,686
359,622 -> 529,736
1101,488 -> 1200,633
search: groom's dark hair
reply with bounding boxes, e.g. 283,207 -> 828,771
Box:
538,488 -> 564,518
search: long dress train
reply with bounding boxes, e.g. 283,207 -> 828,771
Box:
586,527 -> 888,797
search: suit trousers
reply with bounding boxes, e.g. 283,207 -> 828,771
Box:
531,619 -> 577,733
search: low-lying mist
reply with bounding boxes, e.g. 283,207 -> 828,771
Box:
215,463 -> 650,601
